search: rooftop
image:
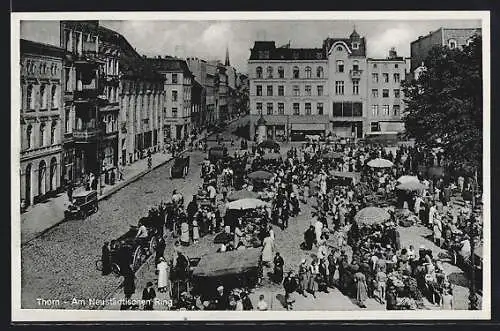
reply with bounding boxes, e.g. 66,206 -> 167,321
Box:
21,39 -> 66,58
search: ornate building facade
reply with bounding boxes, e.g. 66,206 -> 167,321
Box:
20,39 -> 65,206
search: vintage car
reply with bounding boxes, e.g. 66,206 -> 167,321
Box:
170,155 -> 190,178
64,190 -> 98,220
208,146 -> 228,163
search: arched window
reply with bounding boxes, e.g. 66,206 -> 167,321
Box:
39,123 -> 46,147
256,66 -> 263,78
448,39 -> 457,49
293,66 -> 299,79
26,125 -> 32,149
316,66 -> 324,78
336,46 -> 343,52
305,66 -> 312,78
51,85 -> 57,108
26,84 -> 34,110
267,66 -> 273,78
40,84 -> 46,109
353,60 -> 359,72
336,60 -> 344,73
50,121 -> 56,145
278,66 -> 284,78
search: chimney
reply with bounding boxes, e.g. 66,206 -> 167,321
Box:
388,47 -> 397,59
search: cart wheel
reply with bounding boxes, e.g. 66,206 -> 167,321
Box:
111,263 -> 121,276
132,246 -> 144,271
94,204 -> 99,213
95,259 -> 103,271
149,237 -> 157,253
81,210 -> 88,219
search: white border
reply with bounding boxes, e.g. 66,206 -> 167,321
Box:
11,10 -> 491,321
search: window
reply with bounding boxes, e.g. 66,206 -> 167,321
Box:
383,73 -> 389,83
267,85 -> 273,96
51,85 -> 57,108
393,105 -> 401,116
353,80 -> 359,95
383,89 -> 389,98
293,103 -> 299,115
39,123 -> 46,147
336,60 -> 344,73
395,64 -> 399,69
353,60 -> 359,72
394,89 -> 401,98
256,66 -> 263,78
316,66 -> 324,78
172,90 -> 178,101
371,122 -> 380,132
333,102 -> 362,117
65,109 -> 71,133
372,73 -> 379,83
352,42 -> 359,50
26,84 -> 34,110
393,73 -> 400,83
305,85 -> 311,96
372,89 -> 378,98
305,103 -> 311,115
382,105 -> 390,116
267,103 -> 273,115
448,39 -> 457,49
305,66 -> 312,78
335,81 -> 344,95
373,63 -> 377,69
267,66 -> 273,78
278,103 -> 284,115
50,121 -> 56,144
293,85 -> 300,96
41,84 -> 49,109
256,85 -> 262,96
317,85 -> 323,96
26,125 -> 32,149
317,102 -> 324,115
256,102 -> 263,115
172,108 -> 178,117
371,105 -> 379,116
293,66 -> 299,79
336,46 -> 343,52
278,85 -> 284,96
278,66 -> 284,78
172,74 -> 178,84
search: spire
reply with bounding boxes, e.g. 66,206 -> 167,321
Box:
350,25 -> 360,40
225,45 -> 230,66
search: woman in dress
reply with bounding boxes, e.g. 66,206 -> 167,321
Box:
180,221 -> 190,246
298,259 -> 309,297
156,257 -> 169,293
308,259 -> 320,298
354,270 -> 368,308
192,220 -> 200,244
261,235 -> 274,267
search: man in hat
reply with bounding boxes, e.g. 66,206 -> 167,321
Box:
283,270 -> 299,310
386,285 -> 397,310
304,225 -> 316,250
142,281 -> 156,310
215,285 -> 229,310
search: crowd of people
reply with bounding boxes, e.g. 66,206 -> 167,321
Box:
114,134 -> 482,311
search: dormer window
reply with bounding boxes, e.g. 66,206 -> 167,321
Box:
352,42 -> 359,50
448,39 -> 457,49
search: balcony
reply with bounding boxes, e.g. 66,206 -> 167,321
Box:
349,70 -> 363,79
73,128 -> 101,143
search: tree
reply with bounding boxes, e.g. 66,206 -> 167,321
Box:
402,35 -> 482,175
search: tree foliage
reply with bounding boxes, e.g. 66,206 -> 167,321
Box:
402,35 -> 482,173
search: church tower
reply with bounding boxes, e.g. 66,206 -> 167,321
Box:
225,45 -> 230,66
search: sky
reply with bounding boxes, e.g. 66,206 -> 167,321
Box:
20,19 -> 481,74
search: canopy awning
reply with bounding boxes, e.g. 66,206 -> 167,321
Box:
291,123 -> 326,131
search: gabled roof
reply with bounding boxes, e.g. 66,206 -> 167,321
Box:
147,57 -> 194,77
322,37 -> 366,57
21,39 -> 66,58
249,41 -> 326,60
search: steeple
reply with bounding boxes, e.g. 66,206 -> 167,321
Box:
225,45 -> 230,66
350,25 -> 360,41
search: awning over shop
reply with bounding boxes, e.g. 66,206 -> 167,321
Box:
379,121 -> 405,132
291,123 -> 326,131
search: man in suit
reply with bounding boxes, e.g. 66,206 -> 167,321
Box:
142,281 -> 156,310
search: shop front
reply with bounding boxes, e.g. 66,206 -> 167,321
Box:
290,123 -> 327,142
331,121 -> 363,138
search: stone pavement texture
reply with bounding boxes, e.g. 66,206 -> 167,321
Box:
20,152 -> 174,245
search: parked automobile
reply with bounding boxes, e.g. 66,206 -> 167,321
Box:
64,190 -> 98,220
170,155 -> 190,178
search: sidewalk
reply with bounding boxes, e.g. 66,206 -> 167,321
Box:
21,151 -> 174,245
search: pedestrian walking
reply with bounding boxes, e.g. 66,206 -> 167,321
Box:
354,271 -> 368,308
283,270 -> 298,310
273,252 -> 284,284
142,281 -> 156,310
156,257 -> 169,293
